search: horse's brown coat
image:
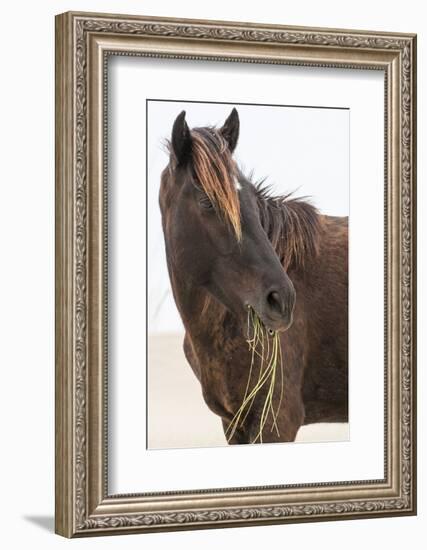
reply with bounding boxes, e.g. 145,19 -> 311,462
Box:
159,110 -> 348,444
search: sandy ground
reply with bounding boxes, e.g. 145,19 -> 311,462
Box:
148,333 -> 349,449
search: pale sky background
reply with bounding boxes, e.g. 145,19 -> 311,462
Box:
147,100 -> 349,334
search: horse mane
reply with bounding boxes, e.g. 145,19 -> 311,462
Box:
254,180 -> 321,271
190,127 -> 241,240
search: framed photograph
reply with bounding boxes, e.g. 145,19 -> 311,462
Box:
55,11 -> 417,537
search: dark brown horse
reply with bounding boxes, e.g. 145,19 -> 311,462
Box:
159,108 -> 348,444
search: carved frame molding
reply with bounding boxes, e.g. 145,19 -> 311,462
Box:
55,11 -> 416,537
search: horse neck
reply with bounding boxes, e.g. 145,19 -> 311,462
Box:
169,270 -> 239,416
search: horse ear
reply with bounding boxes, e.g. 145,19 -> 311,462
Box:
220,108 -> 240,153
171,110 -> 192,166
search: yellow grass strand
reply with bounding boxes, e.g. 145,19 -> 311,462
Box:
225,308 -> 285,444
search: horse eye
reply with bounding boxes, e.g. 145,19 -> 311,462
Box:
198,196 -> 213,210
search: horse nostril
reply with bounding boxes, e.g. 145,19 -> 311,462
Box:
266,290 -> 284,316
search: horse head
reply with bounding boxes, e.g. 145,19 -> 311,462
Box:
159,108 -> 295,333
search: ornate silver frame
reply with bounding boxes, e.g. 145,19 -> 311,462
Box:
55,11 -> 417,537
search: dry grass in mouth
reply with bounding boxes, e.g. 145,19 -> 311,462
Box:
225,307 -> 284,444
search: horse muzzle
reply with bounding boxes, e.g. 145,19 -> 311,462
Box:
259,282 -> 296,332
